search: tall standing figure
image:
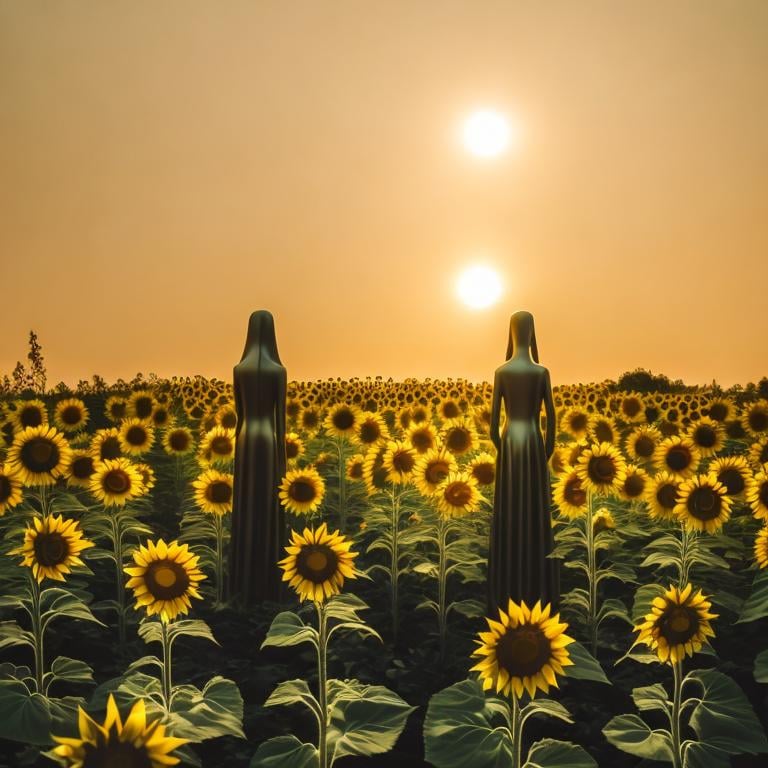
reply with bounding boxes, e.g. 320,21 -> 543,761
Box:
487,311 -> 560,613
228,310 -> 287,607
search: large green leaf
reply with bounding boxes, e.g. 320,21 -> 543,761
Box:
631,683 -> 670,715
565,641 -> 610,685
261,611 -> 318,650
683,742 -> 731,768
265,679 -> 321,720
0,682 -> 82,746
685,668 -> 768,755
424,678 -> 514,768
250,735 -> 318,767
754,649 -> 768,683
169,676 -> 244,741
0,620 -> 34,651
44,657 -> 95,695
524,738 -> 597,768
327,681 -> 414,764
737,569 -> 768,623
40,590 -> 105,630
602,714 -> 674,761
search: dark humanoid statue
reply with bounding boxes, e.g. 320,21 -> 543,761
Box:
228,310 -> 287,607
487,311 -> 560,613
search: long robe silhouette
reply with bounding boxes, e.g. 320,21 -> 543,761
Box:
228,310 -> 287,607
487,311 -> 560,613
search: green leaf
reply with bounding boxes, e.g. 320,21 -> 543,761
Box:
323,592 -> 370,623
683,742 -> 731,768
169,676 -> 245,741
602,714 -> 673,761
685,668 -> 768,754
631,583 -> 666,622
261,611 -> 318,650
520,698 -> 573,726
125,655 -> 164,674
446,598 -> 486,619
44,657 -> 94,695
424,678 -> 514,768
595,598 -> 632,627
631,683 -> 670,715
327,682 -> 414,764
0,683 -> 82,746
754,649 -> 768,683
737,569 -> 768,623
264,679 -> 320,719
565,641 -> 610,685
524,738 -> 597,768
40,590 -> 105,630
0,620 -> 34,650
250,735 -> 318,768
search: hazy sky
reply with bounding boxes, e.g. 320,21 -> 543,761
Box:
2,1 -> 767,387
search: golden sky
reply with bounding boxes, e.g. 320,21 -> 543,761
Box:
2,1 -> 767,387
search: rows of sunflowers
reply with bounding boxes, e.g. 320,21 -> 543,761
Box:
0,376 -> 767,767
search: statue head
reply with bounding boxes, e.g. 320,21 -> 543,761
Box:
506,310 -> 539,363
241,310 -> 282,364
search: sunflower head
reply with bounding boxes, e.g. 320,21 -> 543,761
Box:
54,398 -> 90,433
674,474 -> 732,534
52,693 -> 188,768
469,452 -> 496,486
708,455 -> 751,498
0,464 -> 24,515
14,514 -> 94,583
279,467 -> 326,516
324,404 -> 359,438
406,422 -> 438,454
345,453 -> 366,482
755,527 -> 768,569
124,539 -> 206,622
382,441 -> 417,484
285,432 -> 305,462
686,417 -> 724,457
742,400 -> 768,437
553,466 -> 588,519
626,425 -> 661,463
632,583 -> 717,664
619,464 -> 649,501
470,599 -> 575,700
278,523 -> 359,603
163,426 -> 195,456
12,399 -> 48,430
191,469 -> 233,515
199,426 -> 236,466
441,418 -> 479,457
645,472 -> 681,522
575,443 -> 626,496
654,436 -> 700,480
435,471 -> 484,519
413,447 -> 458,497
7,425 -> 73,488
592,508 -> 616,533
90,458 -> 143,507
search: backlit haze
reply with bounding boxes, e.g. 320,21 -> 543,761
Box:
2,1 -> 767,387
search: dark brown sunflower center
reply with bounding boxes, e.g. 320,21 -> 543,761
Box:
332,409 -> 355,431
708,403 -> 727,421
145,560 -> 190,600
693,426 -> 717,449
444,481 -> 472,507
411,430 -> 434,452
100,437 -> 122,460
687,487 -> 722,520
104,469 -> 131,495
657,483 -> 678,509
666,446 -> 692,472
359,422 -> 381,444
286,402 -> 301,419
472,463 -> 495,485
220,411 -> 237,429
623,474 -> 646,498
71,456 -> 95,479
33,531 -> 69,567
296,544 -> 339,583
634,435 -> 655,458
60,406 -> 83,425
588,456 -> 616,484
82,739 -> 153,768
21,407 -> 44,428
207,481 -> 232,504
302,411 -> 319,429
0,475 -> 11,503
392,451 -> 415,474
496,626 -> 551,678
446,428 -> 471,453
623,398 -> 642,417
442,402 -> 460,419
593,423 -> 614,444
749,409 -> 768,432
169,431 -> 190,451
564,477 -> 586,506
286,441 -> 300,459
658,606 -> 699,645
348,461 -> 363,480
290,479 -> 317,503
133,397 -> 154,419
759,482 -> 768,507
759,444 -> 768,464
109,402 -> 127,420
717,468 -> 744,495
569,413 -> 588,433
425,460 -> 450,485
210,436 -> 232,455
125,426 -> 148,446
21,438 -> 60,472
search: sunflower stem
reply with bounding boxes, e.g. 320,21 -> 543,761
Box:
160,619 -> 173,710
510,691 -> 523,768
214,513 -> 225,605
336,438 -> 347,533
29,575 -> 44,694
112,512 -> 127,648
315,601 -> 329,768
438,516 -> 448,662
586,491 -> 598,657
671,658 -> 683,768
390,485 -> 400,644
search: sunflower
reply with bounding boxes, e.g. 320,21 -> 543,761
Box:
708,455 -> 751,498
382,441 -> 417,484
548,444 -> 571,477
588,415 -> 618,446
163,426 -> 195,456
361,444 -> 391,495
104,395 -> 128,423
746,470 -> 768,521
653,436 -> 700,480
278,522 -> 359,603
575,442 -> 626,496
742,400 -> 768,437
618,394 -> 646,423
435,471 -> 484,518
199,426 -> 236,466
127,389 -> 157,423
135,462 -> 156,494
470,599 -> 575,700
14,514 -> 94,583
215,404 -> 238,430
553,466 -> 588,519
413,447 -> 458,497
279,467 -> 325,515
674,474 -> 732,534
755,527 -> 768,569
592,507 -> 616,533
51,693 -> 188,768
405,421 -> 438,454
560,407 -> 590,441
324,403 -> 359,439
686,417 -> 725,458
119,418 -> 155,457
7,425 -> 72,487
298,405 -> 322,436
90,427 -> 124,462
618,464 -> 649,502
89,458 -> 143,507
0,464 -> 24,514
644,472 -> 681,522
281,432 -> 304,464
124,539 -> 206,622
11,398 -> 48,430
53,398 -> 90,434
625,425 -> 662,463
67,450 -> 97,488
353,412 -> 389,449
632,583 -> 717,664
706,398 -> 733,423
192,469 -> 233,515
749,439 -> 768,469
441,418 -> 479,457
469,452 -> 496,487
345,453 -> 366,482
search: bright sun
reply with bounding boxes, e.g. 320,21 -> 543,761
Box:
462,110 -> 511,157
456,266 -> 503,309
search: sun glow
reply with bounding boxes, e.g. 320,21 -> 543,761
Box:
461,110 -> 512,157
456,265 -> 503,309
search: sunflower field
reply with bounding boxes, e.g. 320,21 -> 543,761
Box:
1,375 -> 767,768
